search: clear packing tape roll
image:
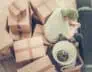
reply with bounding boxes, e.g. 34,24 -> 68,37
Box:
52,41 -> 77,68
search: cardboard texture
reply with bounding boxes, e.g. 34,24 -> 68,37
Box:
12,0 -> 28,11
56,0 -> 76,9
9,30 -> 20,41
8,9 -> 31,34
14,36 -> 46,62
30,0 -> 57,18
17,56 -> 56,72
20,33 -> 31,39
8,0 -> 32,35
33,24 -> 43,36
0,30 -> 13,50
8,0 -> 28,17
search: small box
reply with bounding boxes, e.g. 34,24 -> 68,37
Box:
8,1 -> 27,21
0,30 -> 13,50
8,14 -> 32,34
14,39 -> 32,62
8,1 -> 32,34
17,56 -> 56,72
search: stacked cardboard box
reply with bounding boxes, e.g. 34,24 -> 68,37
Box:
17,56 -> 56,72
14,36 -> 46,63
8,0 -> 32,41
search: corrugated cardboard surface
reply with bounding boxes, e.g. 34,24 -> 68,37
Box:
17,56 -> 55,72
14,36 -> 46,62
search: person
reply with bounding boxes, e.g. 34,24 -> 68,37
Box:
44,8 -> 83,72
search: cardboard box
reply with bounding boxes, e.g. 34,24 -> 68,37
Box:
17,56 -> 56,72
18,6 -> 31,33
8,1 -> 32,34
14,36 -> 46,62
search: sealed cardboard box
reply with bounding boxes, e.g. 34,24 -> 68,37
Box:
14,38 -> 32,62
18,6 -> 31,33
14,36 -> 46,62
17,56 -> 56,72
8,0 -> 32,34
9,25 -> 19,34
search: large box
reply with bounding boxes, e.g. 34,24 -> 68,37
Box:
14,36 -> 46,62
17,56 -> 56,72
8,10 -> 31,34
